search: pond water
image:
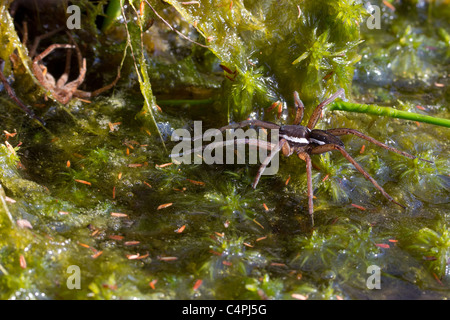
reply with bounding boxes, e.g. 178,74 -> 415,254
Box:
0,0 -> 448,300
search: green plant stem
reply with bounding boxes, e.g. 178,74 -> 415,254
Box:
330,101 -> 450,128
0,263 -> 8,276
0,184 -> 14,226
157,98 -> 450,128
157,98 -> 216,106
102,0 -> 122,32
121,0 -> 166,151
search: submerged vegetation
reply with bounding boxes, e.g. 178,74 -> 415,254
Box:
0,0 -> 448,300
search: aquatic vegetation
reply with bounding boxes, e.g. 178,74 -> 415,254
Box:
201,233 -> 250,278
0,0 -> 448,300
245,273 -> 284,300
329,101 -> 450,128
224,67 -> 269,120
166,0 -> 366,119
203,180 -> 260,219
407,223 -> 450,278
314,152 -> 352,204
289,221 -> 388,297
122,1 -> 166,148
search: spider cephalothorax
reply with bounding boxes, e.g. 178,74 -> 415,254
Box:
177,89 -> 431,225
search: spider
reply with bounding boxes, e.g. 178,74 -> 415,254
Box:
28,28 -> 120,105
181,89 -> 432,224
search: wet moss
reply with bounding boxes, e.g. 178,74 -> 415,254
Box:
0,0 -> 448,300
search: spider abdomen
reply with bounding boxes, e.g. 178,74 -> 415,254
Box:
310,129 -> 344,147
279,125 -> 344,149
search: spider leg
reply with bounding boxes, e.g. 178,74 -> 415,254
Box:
21,21 -> 29,50
54,32 -> 83,89
32,44 -> 75,65
194,120 -> 280,142
293,91 -> 305,125
66,32 -> 83,66
64,31 -> 119,101
54,57 -> 86,105
55,46 -> 72,88
32,44 -> 76,98
307,88 -> 345,129
326,128 -> 433,163
73,68 -> 121,99
170,138 -> 276,158
252,139 -> 286,189
297,152 -> 314,225
29,26 -> 65,58
218,120 -> 280,132
65,33 -> 87,92
311,144 -> 406,209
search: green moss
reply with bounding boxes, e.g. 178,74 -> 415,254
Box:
407,223 -> 450,278
0,0 -> 448,300
165,0 -> 365,120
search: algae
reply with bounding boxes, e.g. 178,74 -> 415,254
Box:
0,0 -> 448,300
